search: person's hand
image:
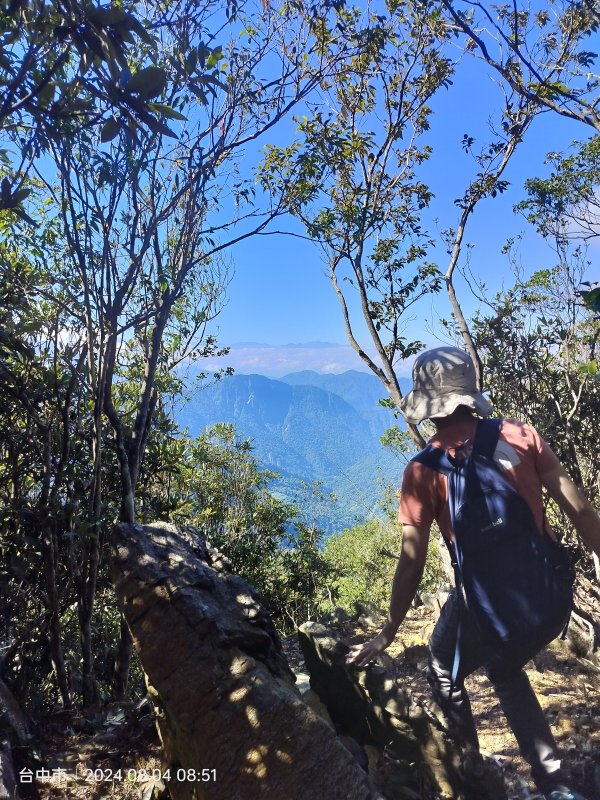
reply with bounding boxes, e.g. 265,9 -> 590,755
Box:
345,622 -> 397,668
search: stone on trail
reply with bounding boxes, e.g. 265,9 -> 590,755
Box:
298,621 -> 507,800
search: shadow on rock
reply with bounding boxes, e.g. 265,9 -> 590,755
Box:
111,522 -> 384,800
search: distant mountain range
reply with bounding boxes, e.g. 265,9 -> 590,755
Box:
177,370 -> 412,534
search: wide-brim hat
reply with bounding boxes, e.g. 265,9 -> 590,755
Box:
399,346 -> 493,425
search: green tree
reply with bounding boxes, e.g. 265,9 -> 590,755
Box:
260,1 -> 539,447
260,3 -> 449,447
0,0 -> 353,710
0,0 -> 205,217
441,0 -> 600,133
472,261 -> 600,572
321,519 -> 445,614
518,136 -> 600,245
34,0 -> 351,705
0,212 -> 91,709
169,423 -> 329,632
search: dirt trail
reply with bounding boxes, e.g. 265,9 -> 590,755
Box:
29,605 -> 600,799
325,604 -> 600,800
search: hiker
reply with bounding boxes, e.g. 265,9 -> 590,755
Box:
346,346 -> 600,800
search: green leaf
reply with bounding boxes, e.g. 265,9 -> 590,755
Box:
147,102 -> 187,121
582,288 -> 600,313
82,28 -> 109,61
97,163 -> 113,185
100,116 -> 120,142
144,115 -> 177,139
122,13 -> 154,45
189,83 -> 208,103
11,188 -> 31,204
207,47 -> 223,69
201,74 -> 226,92
124,66 -> 167,99
87,7 -> 128,27
185,50 -> 198,75
37,81 -> 55,108
577,360 -> 598,376
1,177 -> 11,201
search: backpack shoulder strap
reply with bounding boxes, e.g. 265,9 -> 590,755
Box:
473,417 -> 502,459
411,444 -> 454,476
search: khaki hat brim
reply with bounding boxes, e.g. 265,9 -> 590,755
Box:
399,389 -> 493,425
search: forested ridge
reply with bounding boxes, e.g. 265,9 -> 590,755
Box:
0,0 -> 599,798
177,370 -> 407,532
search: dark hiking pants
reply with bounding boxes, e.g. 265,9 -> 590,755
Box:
427,588 -> 570,792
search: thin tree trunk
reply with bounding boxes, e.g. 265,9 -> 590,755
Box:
79,443 -> 102,708
445,275 -> 484,389
113,615 -> 133,701
329,261 -> 426,449
444,116 -> 534,390
40,429 -> 72,708
44,345 -> 87,709
42,522 -> 71,708
79,385 -> 104,708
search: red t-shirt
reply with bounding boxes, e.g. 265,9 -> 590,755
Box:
398,418 -> 560,541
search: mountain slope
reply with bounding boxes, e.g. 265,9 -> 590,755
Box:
280,369 -> 411,435
177,373 -> 405,533
280,369 -> 411,410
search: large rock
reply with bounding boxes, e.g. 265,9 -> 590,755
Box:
0,676 -> 33,800
298,622 -> 507,800
112,522 -> 384,800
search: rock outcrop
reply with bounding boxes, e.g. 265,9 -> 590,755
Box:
298,621 -> 507,800
112,522 -> 384,800
568,576 -> 600,660
0,676 -> 33,800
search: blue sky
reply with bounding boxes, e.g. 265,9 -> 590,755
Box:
203,46 -> 599,377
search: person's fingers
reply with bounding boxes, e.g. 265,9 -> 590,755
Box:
346,641 -> 378,666
346,647 -> 365,664
346,650 -> 365,665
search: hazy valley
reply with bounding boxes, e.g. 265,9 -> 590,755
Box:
177,370 -> 411,533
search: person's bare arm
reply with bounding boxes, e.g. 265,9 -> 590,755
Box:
541,463 -> 600,557
346,523 -> 430,667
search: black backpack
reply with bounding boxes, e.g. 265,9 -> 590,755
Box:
412,418 -> 574,645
